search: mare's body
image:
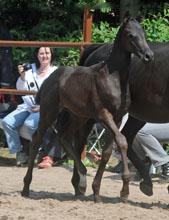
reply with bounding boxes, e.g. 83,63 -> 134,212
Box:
78,41 -> 169,196
22,18 -> 153,202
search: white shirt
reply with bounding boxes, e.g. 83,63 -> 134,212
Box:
16,63 -> 57,112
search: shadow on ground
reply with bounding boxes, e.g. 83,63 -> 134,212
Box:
0,147 -> 16,166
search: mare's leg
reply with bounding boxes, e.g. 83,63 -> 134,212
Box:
72,119 -> 95,196
58,114 -> 88,194
92,109 -> 130,203
121,115 -> 153,196
22,111 -> 58,197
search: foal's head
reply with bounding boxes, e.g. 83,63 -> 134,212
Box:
118,17 -> 154,62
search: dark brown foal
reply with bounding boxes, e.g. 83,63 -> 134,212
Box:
22,16 -> 153,203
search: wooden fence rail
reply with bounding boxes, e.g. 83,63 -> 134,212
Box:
0,40 -> 93,96
0,88 -> 37,95
0,40 -> 92,48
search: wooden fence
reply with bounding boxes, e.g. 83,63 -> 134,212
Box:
0,10 -> 93,96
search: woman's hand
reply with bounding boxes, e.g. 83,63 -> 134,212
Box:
30,106 -> 40,113
18,64 -> 25,81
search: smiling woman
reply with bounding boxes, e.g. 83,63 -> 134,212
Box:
1,47 -> 57,166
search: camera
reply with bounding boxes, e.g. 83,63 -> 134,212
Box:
23,63 -> 32,71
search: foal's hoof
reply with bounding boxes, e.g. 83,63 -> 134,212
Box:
94,195 -> 102,203
120,191 -> 128,203
140,181 -> 153,196
21,189 -> 29,197
78,185 -> 86,195
75,190 -> 85,197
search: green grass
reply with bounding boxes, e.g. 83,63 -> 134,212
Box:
63,157 -> 99,168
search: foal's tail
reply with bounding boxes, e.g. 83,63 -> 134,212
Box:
79,44 -> 101,66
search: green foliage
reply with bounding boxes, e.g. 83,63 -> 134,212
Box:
165,144 -> 169,155
1,1 -> 169,69
92,21 -> 119,43
142,8 -> 169,42
57,21 -> 118,66
77,0 -> 112,13
63,158 -> 99,168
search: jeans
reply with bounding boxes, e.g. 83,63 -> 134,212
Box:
133,123 -> 169,167
2,109 -> 39,154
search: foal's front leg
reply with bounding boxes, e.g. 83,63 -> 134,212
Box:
92,109 -> 130,203
21,130 -> 40,197
92,132 -> 114,203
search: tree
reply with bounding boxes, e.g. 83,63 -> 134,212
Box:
120,0 -> 141,22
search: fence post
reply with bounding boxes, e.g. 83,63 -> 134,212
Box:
81,10 -> 93,56
80,10 -> 93,160
83,10 -> 93,42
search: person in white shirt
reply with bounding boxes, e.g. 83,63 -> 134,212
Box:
2,47 -> 57,166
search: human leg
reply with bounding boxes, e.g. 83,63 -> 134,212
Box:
37,125 -> 66,168
2,109 -> 30,154
23,112 -> 40,139
134,123 -> 169,168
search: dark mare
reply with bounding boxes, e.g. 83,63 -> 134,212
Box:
22,17 -> 153,202
0,23 -> 13,88
74,40 -> 169,197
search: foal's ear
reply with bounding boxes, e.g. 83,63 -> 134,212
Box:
136,8 -> 145,23
123,10 -> 131,23
136,13 -> 145,23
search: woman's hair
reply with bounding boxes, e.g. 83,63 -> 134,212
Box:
33,47 -> 56,69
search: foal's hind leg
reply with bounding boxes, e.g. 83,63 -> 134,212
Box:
92,109 -> 130,203
121,115 -> 153,196
72,119 -> 95,196
58,114 -> 88,194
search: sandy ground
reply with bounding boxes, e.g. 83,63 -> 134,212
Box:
0,165 -> 168,220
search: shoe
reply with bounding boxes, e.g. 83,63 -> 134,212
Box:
162,162 -> 169,176
158,176 -> 169,183
16,151 -> 29,166
159,162 -> 169,183
86,152 -> 101,164
110,161 -> 122,173
38,156 -> 54,169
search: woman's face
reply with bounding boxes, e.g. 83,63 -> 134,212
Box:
38,47 -> 52,66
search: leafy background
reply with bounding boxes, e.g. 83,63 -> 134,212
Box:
0,0 -> 169,79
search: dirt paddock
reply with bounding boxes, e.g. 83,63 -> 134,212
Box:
0,164 -> 168,220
